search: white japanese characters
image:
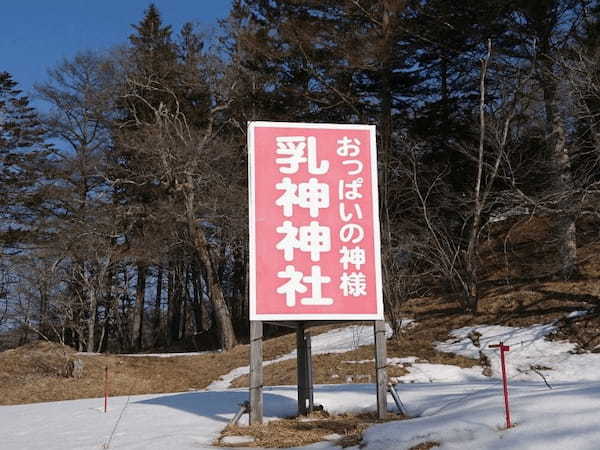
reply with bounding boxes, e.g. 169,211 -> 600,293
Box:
275,136 -> 333,307
276,220 -> 331,262
276,265 -> 333,307
273,133 -> 370,307
339,246 -> 366,270
276,177 -> 329,218
339,272 -> 367,297
336,136 -> 367,298
275,136 -> 329,174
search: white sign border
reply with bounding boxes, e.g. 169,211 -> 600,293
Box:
248,121 -> 384,321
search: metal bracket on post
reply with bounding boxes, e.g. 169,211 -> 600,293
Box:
249,321 -> 263,424
230,401 -> 250,426
388,382 -> 406,416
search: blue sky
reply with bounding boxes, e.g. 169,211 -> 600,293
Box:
1,1 -> 232,98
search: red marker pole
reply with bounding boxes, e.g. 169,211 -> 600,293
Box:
490,342 -> 511,428
104,366 -> 108,413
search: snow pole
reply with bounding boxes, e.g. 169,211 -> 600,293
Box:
104,366 -> 109,413
490,342 -> 511,428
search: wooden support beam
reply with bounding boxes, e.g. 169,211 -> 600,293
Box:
296,322 -> 310,415
306,330 -> 314,412
374,320 -> 388,419
249,321 -> 263,424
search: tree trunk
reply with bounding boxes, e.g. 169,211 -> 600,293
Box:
190,223 -> 237,350
86,288 -> 97,353
190,266 -> 203,333
153,265 -> 163,345
131,263 -> 147,350
551,113 -> 577,278
98,299 -> 110,353
183,174 -> 237,351
168,263 -> 182,344
166,264 -> 174,345
178,268 -> 190,341
539,44 -> 577,278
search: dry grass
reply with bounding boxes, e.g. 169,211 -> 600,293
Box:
409,442 -> 440,450
552,309 -> 600,352
0,343 -> 247,405
217,411 -> 405,448
0,326 -> 334,406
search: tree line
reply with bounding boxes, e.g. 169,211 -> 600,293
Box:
2,0 -> 600,352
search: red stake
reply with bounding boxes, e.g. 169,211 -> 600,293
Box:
490,342 -> 511,428
104,366 -> 109,413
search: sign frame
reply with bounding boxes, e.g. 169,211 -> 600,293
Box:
248,121 -> 384,321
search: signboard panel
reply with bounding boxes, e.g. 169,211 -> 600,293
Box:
248,122 -> 383,321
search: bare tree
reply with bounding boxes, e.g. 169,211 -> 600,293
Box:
113,76 -> 239,350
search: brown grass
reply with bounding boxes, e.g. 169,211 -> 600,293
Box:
0,326 -> 334,406
409,442 -> 440,450
217,411 -> 405,448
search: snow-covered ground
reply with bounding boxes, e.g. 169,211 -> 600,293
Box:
3,316 -> 600,449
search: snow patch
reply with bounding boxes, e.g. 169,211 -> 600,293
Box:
207,323 -> 396,390
436,322 -> 600,383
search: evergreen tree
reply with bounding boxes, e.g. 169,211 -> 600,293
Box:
0,72 -> 50,246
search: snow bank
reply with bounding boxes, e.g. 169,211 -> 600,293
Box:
436,319 -> 600,383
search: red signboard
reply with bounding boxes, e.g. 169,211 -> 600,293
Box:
248,122 -> 383,321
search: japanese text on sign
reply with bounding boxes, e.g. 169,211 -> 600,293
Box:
249,122 -> 383,320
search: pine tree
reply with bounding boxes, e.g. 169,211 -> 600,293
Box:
0,72 -> 50,245
111,5 -> 181,350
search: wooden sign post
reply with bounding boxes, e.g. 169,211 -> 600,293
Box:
249,321 -> 263,425
374,320 -> 388,418
296,323 -> 314,415
248,122 -> 387,422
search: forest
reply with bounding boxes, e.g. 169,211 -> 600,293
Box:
2,0 -> 600,353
